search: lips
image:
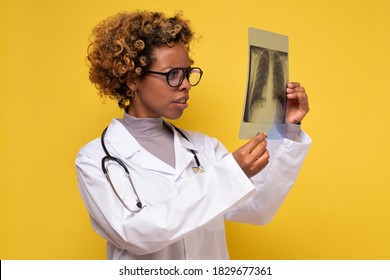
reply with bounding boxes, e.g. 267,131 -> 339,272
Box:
173,97 -> 189,104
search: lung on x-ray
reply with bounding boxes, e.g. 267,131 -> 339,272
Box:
239,28 -> 289,139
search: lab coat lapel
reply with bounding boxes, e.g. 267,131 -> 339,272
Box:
138,150 -> 176,174
104,119 -> 178,175
170,125 -> 199,180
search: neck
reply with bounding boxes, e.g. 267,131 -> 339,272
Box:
126,106 -> 161,119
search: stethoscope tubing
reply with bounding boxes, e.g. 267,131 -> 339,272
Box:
101,127 -> 144,212
100,124 -> 204,213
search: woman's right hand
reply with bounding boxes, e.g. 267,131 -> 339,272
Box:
232,133 -> 269,178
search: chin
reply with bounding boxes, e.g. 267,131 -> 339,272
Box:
164,111 -> 184,120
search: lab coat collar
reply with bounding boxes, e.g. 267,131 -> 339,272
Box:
103,118 -> 199,177
104,118 -> 140,159
164,121 -> 200,178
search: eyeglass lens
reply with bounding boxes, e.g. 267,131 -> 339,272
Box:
168,68 -> 202,87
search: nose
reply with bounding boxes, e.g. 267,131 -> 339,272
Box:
179,75 -> 192,92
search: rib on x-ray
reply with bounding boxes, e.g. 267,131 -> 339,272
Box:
244,46 -> 288,123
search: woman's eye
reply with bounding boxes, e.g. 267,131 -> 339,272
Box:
169,69 -> 181,80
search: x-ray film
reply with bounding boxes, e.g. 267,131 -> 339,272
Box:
239,28 -> 289,139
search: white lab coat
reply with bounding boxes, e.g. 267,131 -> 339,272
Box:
76,118 -> 311,259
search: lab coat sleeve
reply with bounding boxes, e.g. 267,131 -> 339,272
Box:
224,130 -> 311,225
75,141 -> 257,255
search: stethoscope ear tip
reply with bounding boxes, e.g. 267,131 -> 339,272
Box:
136,202 -> 143,209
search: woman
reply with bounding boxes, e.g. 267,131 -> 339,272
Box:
76,10 -> 311,260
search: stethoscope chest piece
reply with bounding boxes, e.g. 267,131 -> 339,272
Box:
192,166 -> 205,174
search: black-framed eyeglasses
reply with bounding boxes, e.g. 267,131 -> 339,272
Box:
143,67 -> 203,87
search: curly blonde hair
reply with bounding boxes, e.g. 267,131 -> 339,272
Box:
87,10 -> 194,108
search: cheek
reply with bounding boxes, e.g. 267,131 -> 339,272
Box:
140,88 -> 170,109
137,80 -> 175,110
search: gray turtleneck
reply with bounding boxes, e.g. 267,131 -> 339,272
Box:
118,113 -> 176,168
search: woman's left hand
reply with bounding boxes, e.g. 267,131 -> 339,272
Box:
285,82 -> 310,124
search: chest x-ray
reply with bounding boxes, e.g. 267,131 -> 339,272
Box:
239,28 -> 289,139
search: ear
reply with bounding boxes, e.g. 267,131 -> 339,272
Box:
126,75 -> 138,92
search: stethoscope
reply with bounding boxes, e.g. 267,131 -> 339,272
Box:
100,124 -> 205,213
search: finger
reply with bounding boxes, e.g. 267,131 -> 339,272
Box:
254,149 -> 270,167
287,89 -> 310,112
295,89 -> 308,103
250,138 -> 267,159
287,82 -> 301,89
241,132 -> 267,154
247,149 -> 269,176
287,86 -> 305,94
287,87 -> 307,100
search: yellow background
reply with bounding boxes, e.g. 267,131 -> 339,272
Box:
1,0 -> 389,259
